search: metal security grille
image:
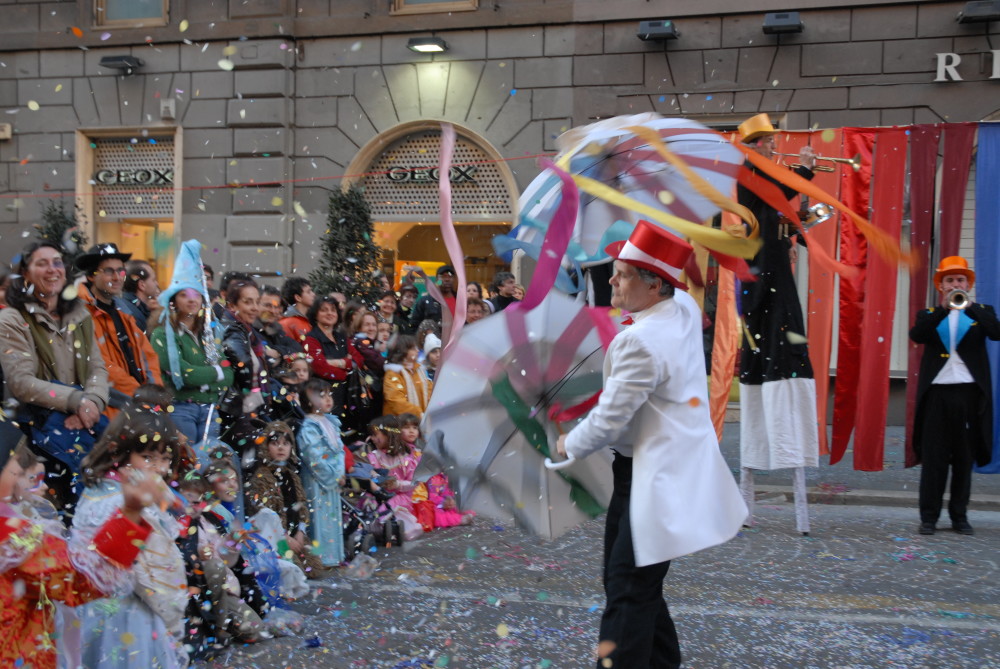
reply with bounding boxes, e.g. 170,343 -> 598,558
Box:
362,130 -> 513,222
93,137 -> 175,219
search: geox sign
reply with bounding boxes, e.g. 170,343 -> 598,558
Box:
386,165 -> 477,184
94,168 -> 175,186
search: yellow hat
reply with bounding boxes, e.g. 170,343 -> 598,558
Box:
933,256 -> 975,291
738,114 -> 777,144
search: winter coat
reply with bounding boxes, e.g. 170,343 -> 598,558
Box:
279,306 -> 311,346
79,284 -> 162,410
150,323 -> 234,404
382,362 -> 433,418
0,300 -> 110,413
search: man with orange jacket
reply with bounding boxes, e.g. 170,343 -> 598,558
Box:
75,244 -> 162,413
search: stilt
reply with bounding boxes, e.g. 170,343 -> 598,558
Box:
793,466 -> 810,536
740,466 -> 755,526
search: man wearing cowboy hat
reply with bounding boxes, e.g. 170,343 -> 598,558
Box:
76,243 -> 162,414
556,220 -> 746,669
735,113 -> 820,534
910,256 -> 1000,536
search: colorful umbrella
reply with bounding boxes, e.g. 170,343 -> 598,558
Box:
509,114 -> 755,271
416,291 -> 618,539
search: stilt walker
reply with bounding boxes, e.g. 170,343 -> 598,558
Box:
735,114 -> 819,535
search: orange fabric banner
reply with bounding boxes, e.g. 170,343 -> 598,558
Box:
710,242 -> 740,441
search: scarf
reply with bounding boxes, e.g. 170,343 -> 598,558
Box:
18,306 -> 93,385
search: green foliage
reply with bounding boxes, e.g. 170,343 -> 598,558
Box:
34,200 -> 88,267
309,186 -> 382,305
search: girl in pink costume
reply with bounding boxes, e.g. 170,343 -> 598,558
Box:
398,414 -> 474,529
367,415 -> 423,541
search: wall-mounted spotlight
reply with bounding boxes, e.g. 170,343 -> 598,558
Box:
407,36 -> 449,53
762,11 -> 804,35
637,19 -> 679,41
957,0 -> 1000,23
99,55 -> 144,76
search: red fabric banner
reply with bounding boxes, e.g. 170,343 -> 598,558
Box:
904,125 -> 941,468
852,129 -> 907,471
938,124 -> 976,258
830,129 -> 875,465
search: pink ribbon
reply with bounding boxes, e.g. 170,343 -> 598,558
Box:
438,123 -> 467,351
514,160 -> 580,312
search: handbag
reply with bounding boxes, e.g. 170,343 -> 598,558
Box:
345,367 -> 374,412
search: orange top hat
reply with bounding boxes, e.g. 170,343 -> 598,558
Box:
737,113 -> 778,144
605,220 -> 693,290
933,255 -> 975,291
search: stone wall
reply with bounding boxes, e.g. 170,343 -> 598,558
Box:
0,1 -> 997,276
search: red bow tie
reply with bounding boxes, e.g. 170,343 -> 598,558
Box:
621,316 -> 634,325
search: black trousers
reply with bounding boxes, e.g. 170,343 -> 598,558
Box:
918,383 -> 979,525
598,453 -> 681,669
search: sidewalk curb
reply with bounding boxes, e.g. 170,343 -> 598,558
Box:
754,485 -> 1000,511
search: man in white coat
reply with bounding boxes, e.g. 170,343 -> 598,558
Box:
557,220 -> 747,668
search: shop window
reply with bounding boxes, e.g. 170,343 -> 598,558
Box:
95,0 -> 168,27
391,0 -> 478,16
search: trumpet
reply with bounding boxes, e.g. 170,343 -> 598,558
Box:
948,289 -> 970,310
774,152 -> 863,173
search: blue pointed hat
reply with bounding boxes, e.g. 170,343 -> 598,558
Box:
159,239 -> 210,308
157,240 -> 221,391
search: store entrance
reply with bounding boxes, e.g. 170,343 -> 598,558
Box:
96,218 -> 176,288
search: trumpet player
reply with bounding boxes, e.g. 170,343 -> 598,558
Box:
735,113 -> 819,535
910,256 -> 1000,536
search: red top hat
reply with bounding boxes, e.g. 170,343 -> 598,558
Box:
605,220 -> 693,290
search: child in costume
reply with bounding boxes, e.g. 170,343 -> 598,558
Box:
398,415 -> 473,530
383,334 -> 434,418
72,404 -> 192,669
297,378 -> 347,567
367,415 -> 424,541
176,471 -> 264,655
0,437 -> 160,669
245,421 -> 331,579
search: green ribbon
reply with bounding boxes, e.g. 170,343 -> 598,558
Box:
490,373 -> 605,518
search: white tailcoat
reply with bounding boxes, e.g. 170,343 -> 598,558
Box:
565,291 -> 747,567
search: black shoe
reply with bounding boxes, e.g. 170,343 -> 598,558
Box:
952,521 -> 975,536
918,522 -> 936,535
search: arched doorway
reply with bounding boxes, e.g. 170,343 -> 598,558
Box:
344,121 -> 518,289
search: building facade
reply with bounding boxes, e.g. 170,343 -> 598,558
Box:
0,0 -> 997,291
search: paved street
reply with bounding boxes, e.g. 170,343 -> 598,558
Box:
198,498 -> 1000,668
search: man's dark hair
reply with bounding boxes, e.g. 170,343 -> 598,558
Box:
220,271 -> 253,294
635,267 -> 676,298
123,259 -> 153,293
281,277 -> 312,307
492,271 -> 515,292
261,284 -> 282,301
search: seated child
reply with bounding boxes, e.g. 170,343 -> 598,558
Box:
203,459 -> 308,610
73,405 -> 191,669
298,378 -> 347,567
398,414 -> 474,529
176,471 -> 264,653
0,438 -> 161,669
245,421 -> 331,580
367,415 -> 424,542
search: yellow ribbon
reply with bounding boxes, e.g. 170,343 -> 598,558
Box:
570,173 -> 762,259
